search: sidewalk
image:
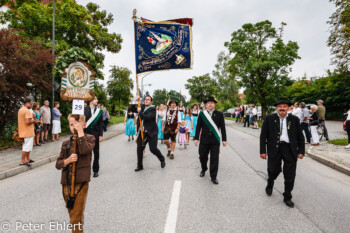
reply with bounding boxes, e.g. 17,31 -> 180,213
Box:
226,119 -> 350,176
0,123 -> 125,180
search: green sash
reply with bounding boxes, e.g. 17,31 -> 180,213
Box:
86,108 -> 103,130
200,110 -> 221,143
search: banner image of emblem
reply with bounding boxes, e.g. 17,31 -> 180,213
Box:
134,20 -> 193,74
60,61 -> 96,101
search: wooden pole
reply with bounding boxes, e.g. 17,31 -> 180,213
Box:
70,128 -> 78,197
133,9 -> 144,140
136,74 -> 144,140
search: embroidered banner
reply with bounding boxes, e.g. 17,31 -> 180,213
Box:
134,18 -> 193,74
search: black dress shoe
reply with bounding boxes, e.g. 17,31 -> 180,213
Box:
134,166 -> 143,172
265,186 -> 273,196
284,200 -> 294,208
211,179 -> 219,185
200,171 -> 205,177
93,172 -> 99,178
161,161 -> 166,168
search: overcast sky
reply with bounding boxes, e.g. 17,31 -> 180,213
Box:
76,0 -> 335,100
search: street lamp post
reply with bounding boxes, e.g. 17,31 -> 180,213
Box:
52,0 -> 56,112
141,72 -> 152,99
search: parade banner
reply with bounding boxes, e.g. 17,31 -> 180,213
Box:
134,18 -> 193,74
60,61 -> 95,102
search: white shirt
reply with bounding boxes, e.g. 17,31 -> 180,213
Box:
278,114 -> 290,143
252,107 -> 257,116
347,111 -> 350,121
292,107 -> 302,120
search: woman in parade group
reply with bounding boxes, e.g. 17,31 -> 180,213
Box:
179,101 -> 184,121
190,104 -> 200,139
157,104 -> 166,144
309,105 -> 320,146
184,107 -> 193,145
124,106 -> 136,141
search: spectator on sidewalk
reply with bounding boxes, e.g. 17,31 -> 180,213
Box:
102,105 -> 110,132
292,102 -> 302,120
243,105 -> 251,127
18,98 -> 40,166
345,105 -> 350,149
52,101 -> 62,141
317,100 -> 329,140
235,105 -> 241,123
300,102 -> 311,144
309,105 -> 320,146
251,105 -> 259,129
40,100 -> 51,143
33,102 -> 43,146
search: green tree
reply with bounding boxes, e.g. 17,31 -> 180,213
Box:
212,51 -> 240,107
152,89 -> 168,106
166,90 -> 187,105
185,74 -> 217,103
107,66 -> 133,116
225,20 -> 299,118
328,0 -> 350,69
0,0 -> 122,79
94,82 -> 108,107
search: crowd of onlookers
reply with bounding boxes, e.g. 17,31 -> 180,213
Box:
233,100 -> 344,147
235,104 -> 259,129
16,98 -> 110,167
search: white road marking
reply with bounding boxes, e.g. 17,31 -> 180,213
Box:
164,180 -> 182,233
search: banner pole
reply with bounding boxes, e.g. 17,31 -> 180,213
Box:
133,9 -> 144,140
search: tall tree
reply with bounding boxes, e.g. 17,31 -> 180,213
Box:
107,66 -> 133,116
0,0 -> 123,79
94,82 -> 108,107
328,0 -> 350,70
152,89 -> 168,106
225,20 -> 299,118
212,51 -> 240,106
0,29 -> 53,135
185,74 -> 217,103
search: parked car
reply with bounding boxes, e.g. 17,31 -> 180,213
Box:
224,108 -> 237,118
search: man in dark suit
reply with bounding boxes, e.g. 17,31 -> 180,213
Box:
84,96 -> 104,178
131,94 -> 166,172
260,98 -> 305,208
195,96 -> 227,185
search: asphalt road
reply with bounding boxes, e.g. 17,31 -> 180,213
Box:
1,124 -> 350,233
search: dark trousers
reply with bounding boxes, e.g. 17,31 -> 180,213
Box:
319,120 -> 329,139
92,134 -> 100,173
243,115 -> 250,127
199,143 -> 220,180
137,133 -> 164,167
267,143 -> 297,201
103,120 -> 108,132
301,122 -> 311,143
346,121 -> 350,143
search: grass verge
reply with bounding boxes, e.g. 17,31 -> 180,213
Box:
328,138 -> 348,146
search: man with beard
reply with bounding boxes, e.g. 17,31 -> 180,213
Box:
84,96 -> 104,178
131,95 -> 166,171
260,98 -> 305,208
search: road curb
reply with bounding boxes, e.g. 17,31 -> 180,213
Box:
306,145 -> 350,176
0,130 -> 124,181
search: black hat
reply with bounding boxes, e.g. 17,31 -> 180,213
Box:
274,98 -> 292,107
169,99 -> 178,105
204,96 -> 218,104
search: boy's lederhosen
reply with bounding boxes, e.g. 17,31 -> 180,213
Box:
56,135 -> 95,233
164,109 -> 179,141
